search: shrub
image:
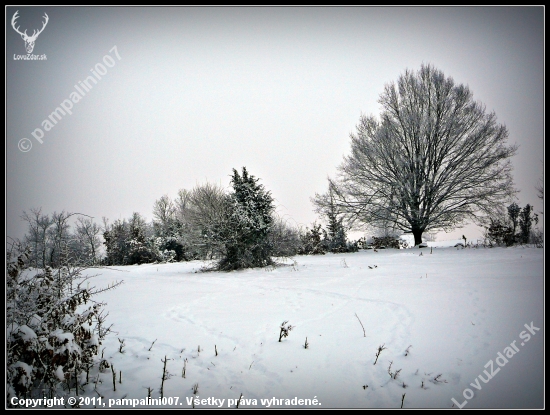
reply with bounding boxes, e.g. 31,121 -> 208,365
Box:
298,223 -> 327,255
6,244 -> 120,404
371,235 -> 406,249
485,218 -> 515,247
269,217 -> 302,258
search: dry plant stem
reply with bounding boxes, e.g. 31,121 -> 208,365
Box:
111,365 -> 116,392
355,313 -> 366,337
160,356 -> 169,398
374,343 -> 387,365
278,321 -> 293,342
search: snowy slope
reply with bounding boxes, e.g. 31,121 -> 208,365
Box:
67,246 -> 543,409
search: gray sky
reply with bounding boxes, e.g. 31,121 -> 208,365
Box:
6,6 -> 544,242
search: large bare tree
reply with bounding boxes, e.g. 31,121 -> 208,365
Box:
315,64 -> 517,245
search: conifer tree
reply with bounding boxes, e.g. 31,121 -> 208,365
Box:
218,167 -> 275,270
507,202 -> 521,240
518,204 -> 538,244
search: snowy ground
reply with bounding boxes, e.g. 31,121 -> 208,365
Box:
68,243 -> 543,409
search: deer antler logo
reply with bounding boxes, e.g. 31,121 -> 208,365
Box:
12,10 -> 49,54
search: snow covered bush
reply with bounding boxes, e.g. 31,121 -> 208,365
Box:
6,244 -> 120,404
103,213 -> 159,265
370,235 -> 406,249
298,223 -> 327,255
162,249 -> 177,262
151,236 -> 177,262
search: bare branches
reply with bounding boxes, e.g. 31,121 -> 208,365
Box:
314,64 -> 517,245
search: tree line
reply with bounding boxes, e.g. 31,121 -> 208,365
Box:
16,167 -> 361,272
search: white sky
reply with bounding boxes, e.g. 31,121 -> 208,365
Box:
18,245 -> 543,408
6,6 -> 544,241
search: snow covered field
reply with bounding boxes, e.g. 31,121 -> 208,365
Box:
80,244 -> 543,409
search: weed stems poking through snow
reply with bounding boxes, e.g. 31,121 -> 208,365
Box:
111,365 -> 116,392
160,356 -> 171,398
304,337 -> 309,349
432,374 -> 448,384
355,313 -> 366,337
118,338 -> 125,353
279,321 -> 294,342
387,361 -> 402,380
148,339 -> 157,351
374,343 -> 387,365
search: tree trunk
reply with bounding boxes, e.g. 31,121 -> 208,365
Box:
412,228 -> 423,246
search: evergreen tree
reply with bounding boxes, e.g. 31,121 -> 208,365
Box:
325,201 -> 347,253
102,219 -> 129,265
314,186 -> 348,252
486,218 -> 515,247
217,167 -> 275,270
518,204 -> 538,244
127,212 -> 156,264
103,213 -> 157,265
507,202 -> 521,241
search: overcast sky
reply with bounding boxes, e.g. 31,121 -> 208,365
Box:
6,6 -> 544,242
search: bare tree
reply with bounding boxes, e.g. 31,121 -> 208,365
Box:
183,182 -> 230,260
314,64 -> 517,245
21,208 -> 51,268
268,216 -> 302,257
48,211 -> 75,268
174,189 -> 192,224
74,217 -> 102,265
21,209 -> 94,267
153,195 -> 176,232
